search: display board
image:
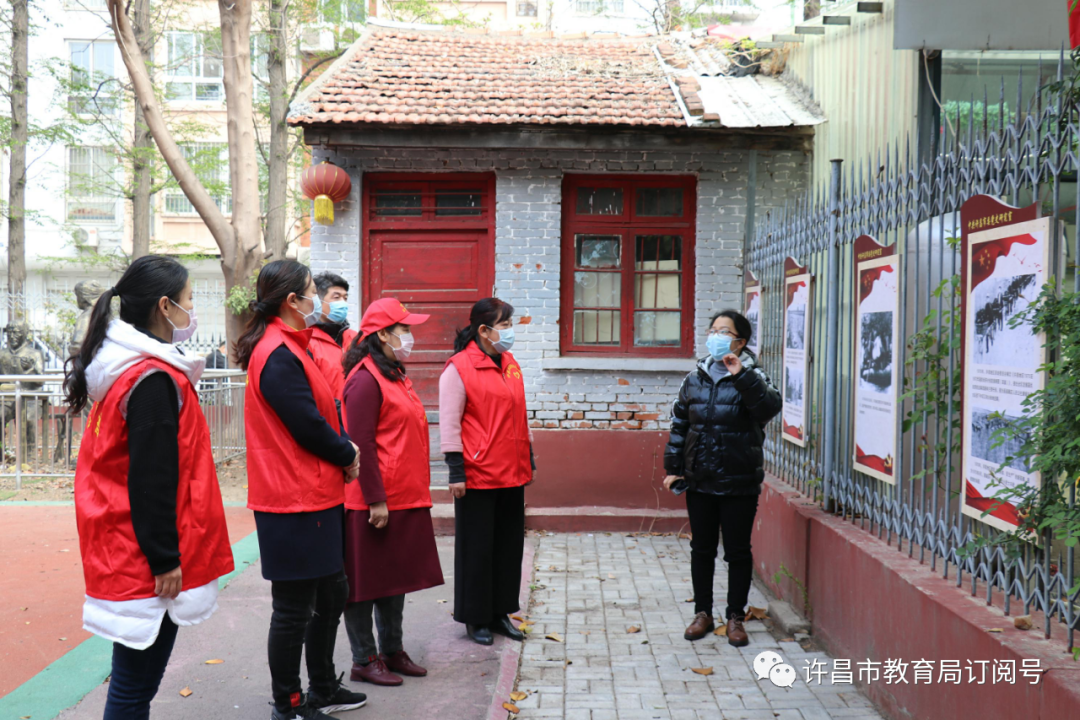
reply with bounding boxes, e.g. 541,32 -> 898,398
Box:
961,217 -> 1050,531
744,270 -> 761,356
782,257 -> 812,447
852,235 -> 899,483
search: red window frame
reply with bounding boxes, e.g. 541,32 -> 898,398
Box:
560,174 -> 697,357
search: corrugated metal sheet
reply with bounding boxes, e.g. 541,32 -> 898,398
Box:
696,76 -> 825,128
781,0 -> 919,186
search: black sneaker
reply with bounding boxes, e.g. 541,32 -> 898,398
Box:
271,702 -> 335,720
308,675 -> 368,714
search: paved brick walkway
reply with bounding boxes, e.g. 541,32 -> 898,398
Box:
511,532 -> 885,720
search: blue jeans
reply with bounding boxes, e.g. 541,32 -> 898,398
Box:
103,615 -> 179,720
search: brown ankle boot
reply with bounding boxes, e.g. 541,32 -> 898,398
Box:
683,611 -> 714,641
727,616 -> 749,647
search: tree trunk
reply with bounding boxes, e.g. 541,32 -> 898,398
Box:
130,0 -> 152,259
7,0 -> 29,322
265,0 -> 289,261
107,0 -> 263,359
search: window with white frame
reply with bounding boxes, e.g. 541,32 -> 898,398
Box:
164,144 -> 231,215
517,1 -> 538,16
251,33 -> 270,103
67,147 -> 119,222
165,32 -> 223,102
69,40 -> 118,115
575,0 -> 623,13
317,0 -> 365,23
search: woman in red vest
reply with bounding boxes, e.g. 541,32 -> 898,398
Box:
339,297 -> 444,686
65,255 -> 234,720
439,298 -> 534,646
235,260 -> 366,720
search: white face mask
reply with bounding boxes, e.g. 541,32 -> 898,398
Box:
299,295 -> 321,328
167,299 -> 198,344
390,332 -> 415,361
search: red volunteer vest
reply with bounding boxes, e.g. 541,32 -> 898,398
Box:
75,359 -> 234,602
343,356 -> 432,512
309,326 -> 357,399
245,317 -> 346,513
447,342 -> 531,490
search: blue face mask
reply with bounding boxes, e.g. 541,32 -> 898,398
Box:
490,326 -> 515,354
707,333 -> 733,361
325,300 -> 349,324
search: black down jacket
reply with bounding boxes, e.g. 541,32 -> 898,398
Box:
664,351 -> 782,496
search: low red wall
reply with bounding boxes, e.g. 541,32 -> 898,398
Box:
753,475 -> 1080,720
526,429 -> 681,510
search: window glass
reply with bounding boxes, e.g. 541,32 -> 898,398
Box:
634,311 -> 681,346
435,190 -> 483,216
575,234 -> 621,269
573,310 -> 621,345
636,187 -> 683,217
67,147 -> 118,221
576,187 -> 623,215
374,193 -> 422,217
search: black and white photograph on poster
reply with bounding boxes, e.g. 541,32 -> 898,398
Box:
859,311 -> 894,393
973,273 -> 1038,366
785,304 -> 806,350
969,406 -> 1030,473
784,365 -> 804,405
745,290 -> 761,355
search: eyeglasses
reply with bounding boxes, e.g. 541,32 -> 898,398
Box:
707,329 -> 739,338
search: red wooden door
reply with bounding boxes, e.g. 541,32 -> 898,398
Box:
362,174 -> 496,407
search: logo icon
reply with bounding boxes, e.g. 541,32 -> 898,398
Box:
755,650 -> 797,688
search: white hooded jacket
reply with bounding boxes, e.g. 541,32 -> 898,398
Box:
80,319 -> 220,650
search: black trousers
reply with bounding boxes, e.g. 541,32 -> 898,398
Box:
453,485 -> 525,625
685,491 -> 760,620
103,616 -> 178,720
268,569 -> 349,711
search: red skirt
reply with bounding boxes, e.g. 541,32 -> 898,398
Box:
344,507 -> 445,603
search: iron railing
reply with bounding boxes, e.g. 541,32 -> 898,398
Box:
0,370 -> 246,493
748,51 -> 1080,650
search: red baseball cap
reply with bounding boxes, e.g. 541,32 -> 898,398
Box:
360,297 -> 430,338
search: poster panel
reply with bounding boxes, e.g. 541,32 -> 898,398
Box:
961,217 -> 1050,532
744,270 -> 761,356
782,258 -> 812,447
852,236 -> 899,483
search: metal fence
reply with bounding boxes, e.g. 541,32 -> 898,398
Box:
0,370 -> 246,492
748,52 -> 1079,650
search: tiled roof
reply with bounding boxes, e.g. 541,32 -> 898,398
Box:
289,28 -> 686,128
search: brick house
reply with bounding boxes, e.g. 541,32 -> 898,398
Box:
289,22 -> 821,514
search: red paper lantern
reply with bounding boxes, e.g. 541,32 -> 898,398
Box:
301,161 -> 351,225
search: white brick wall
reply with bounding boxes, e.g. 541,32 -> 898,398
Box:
309,146 -> 807,431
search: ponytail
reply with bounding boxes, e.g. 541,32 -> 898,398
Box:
453,297 -> 515,353
234,259 -> 311,370
64,255 -> 189,413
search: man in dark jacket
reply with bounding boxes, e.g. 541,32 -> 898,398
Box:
663,310 -> 782,647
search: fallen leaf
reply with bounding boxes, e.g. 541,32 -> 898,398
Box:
607,573 -> 616,579
678,532 -> 691,540
502,703 -> 519,713
520,625 -> 532,634
627,625 -> 641,634
690,667 -> 714,676
548,565 -> 558,571
510,615 -> 525,622
510,691 -> 528,701
20,716 -> 30,719
685,597 -> 695,603
437,599 -> 447,604
204,659 -> 224,665
780,637 -> 796,642
745,606 -> 769,621
987,628 -> 1004,633
59,549 -> 70,553
713,625 -> 727,637
179,687 -> 193,697
1014,615 -> 1033,631
581,631 -> 590,636
545,632 -> 564,643
59,637 -> 67,641
242,485 -> 248,489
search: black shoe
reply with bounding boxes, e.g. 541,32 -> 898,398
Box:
491,615 -> 524,641
271,702 -> 335,720
307,675 -> 368,715
466,624 -> 493,645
